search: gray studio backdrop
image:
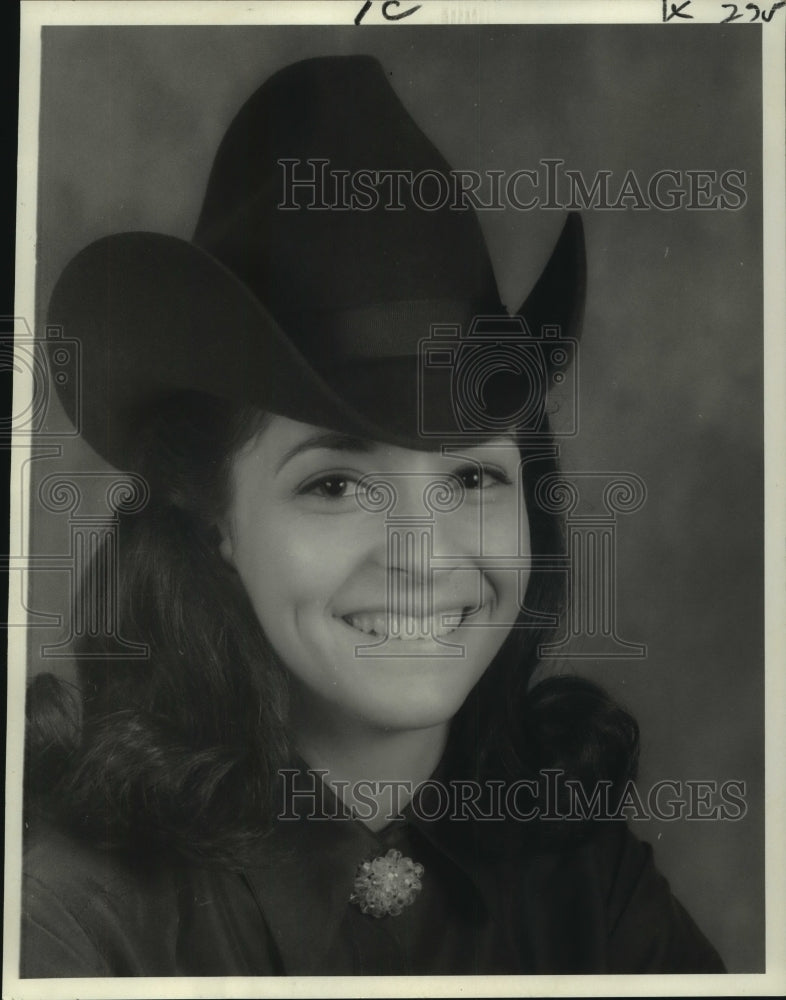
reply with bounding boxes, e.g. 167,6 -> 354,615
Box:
24,25 -> 763,972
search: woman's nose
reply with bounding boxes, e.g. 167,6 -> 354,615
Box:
358,470 -> 478,575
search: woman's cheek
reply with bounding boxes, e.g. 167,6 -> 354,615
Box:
269,513 -> 359,599
482,495 -> 530,616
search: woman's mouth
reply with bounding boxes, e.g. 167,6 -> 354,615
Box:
339,607 -> 472,640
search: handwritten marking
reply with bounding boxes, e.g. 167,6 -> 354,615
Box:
663,0 -> 694,19
354,0 -> 372,25
355,0 -> 422,24
720,0 -> 784,19
762,1 -> 786,20
720,2 -> 744,18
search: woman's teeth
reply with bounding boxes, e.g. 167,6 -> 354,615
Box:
341,608 -> 469,639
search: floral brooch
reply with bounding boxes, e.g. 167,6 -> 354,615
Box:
349,848 -> 424,918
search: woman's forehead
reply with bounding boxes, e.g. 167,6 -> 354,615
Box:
239,413 -> 521,467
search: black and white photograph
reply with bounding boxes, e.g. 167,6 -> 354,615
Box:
4,1 -> 785,995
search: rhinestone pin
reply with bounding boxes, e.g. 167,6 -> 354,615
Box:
349,848 -> 424,918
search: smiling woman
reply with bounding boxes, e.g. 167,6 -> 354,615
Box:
20,53 -> 726,977
219,418 -> 525,744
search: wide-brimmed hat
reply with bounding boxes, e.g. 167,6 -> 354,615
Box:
47,55 -> 585,470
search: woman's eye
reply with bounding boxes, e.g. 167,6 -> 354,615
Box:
296,464 -> 513,503
298,475 -> 363,500
455,465 -> 512,490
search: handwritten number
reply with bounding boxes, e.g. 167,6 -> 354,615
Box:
355,0 -> 373,25
762,1 -> 786,20
721,0 -> 783,20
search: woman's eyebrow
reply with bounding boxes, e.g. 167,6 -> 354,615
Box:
275,432 -> 374,473
443,437 -> 520,458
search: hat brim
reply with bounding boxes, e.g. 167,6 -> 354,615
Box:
47,218 -> 584,470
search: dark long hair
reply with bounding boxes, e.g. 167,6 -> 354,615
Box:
25,391 -> 638,866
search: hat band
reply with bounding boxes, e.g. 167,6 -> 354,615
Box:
276,298 -> 503,364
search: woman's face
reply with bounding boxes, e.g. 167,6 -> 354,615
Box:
219,414 -> 529,737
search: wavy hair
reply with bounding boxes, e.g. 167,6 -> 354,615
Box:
25,391 -> 638,866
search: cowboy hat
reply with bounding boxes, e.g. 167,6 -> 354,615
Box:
47,55 -> 585,470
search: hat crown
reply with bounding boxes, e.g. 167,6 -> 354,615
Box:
193,55 -> 503,333
48,55 -> 585,469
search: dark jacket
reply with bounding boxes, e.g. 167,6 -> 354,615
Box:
21,782 -> 725,977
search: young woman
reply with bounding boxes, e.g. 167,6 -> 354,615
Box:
22,54 -> 725,977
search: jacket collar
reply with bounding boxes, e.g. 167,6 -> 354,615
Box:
240,763 -> 518,975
